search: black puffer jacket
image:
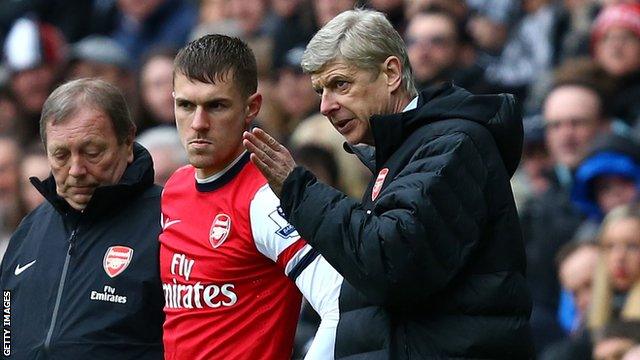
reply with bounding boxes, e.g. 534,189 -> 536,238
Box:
281,84 -> 534,359
0,143 -> 164,359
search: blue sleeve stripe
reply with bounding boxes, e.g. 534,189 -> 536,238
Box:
287,248 -> 320,281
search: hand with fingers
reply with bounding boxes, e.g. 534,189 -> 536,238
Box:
242,128 -> 296,197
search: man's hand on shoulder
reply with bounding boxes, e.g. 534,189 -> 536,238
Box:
242,128 -> 296,197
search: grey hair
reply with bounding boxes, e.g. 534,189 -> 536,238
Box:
40,78 -> 136,145
301,8 -> 417,97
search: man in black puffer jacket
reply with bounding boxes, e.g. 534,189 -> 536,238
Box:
244,8 -> 533,359
0,79 -> 164,359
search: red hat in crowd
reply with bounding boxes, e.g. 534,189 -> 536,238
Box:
591,3 -> 640,47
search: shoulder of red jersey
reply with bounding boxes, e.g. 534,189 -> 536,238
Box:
165,165 -> 195,187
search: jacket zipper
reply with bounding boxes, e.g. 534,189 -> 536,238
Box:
43,228 -> 78,352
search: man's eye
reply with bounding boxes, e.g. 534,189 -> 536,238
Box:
206,102 -> 225,111
336,81 -> 348,90
52,152 -> 69,161
177,101 -> 194,110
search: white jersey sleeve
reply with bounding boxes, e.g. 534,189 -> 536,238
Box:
250,184 -> 343,359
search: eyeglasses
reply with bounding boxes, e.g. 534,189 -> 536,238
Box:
406,35 -> 455,48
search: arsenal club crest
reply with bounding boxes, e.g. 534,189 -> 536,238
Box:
103,246 -> 134,278
210,213 -> 232,249
371,168 -> 389,201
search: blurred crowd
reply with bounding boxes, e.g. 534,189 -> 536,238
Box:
1,0 -> 640,358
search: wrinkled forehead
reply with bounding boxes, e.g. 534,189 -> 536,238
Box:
310,60 -> 376,88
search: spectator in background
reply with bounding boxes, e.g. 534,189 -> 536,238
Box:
3,17 -> 66,145
136,126 -> 187,185
592,321 -> 640,360
293,144 -> 339,188
558,242 -> 600,333
528,55 -> 618,118
466,0 -> 519,56
313,0 -> 358,27
511,115 -> 553,209
572,133 -> 640,240
271,0 -> 316,71
63,36 -> 136,112
483,0 -> 560,101
520,80 -> 612,353
106,0 -> 197,65
591,3 -> 640,126
368,0 -> 406,31
137,47 -> 177,132
544,82 -> 612,186
0,136 -> 21,255
192,0 -> 241,40
228,0 -> 276,39
404,0 -> 468,21
554,0 -> 600,63
405,8 -> 465,89
589,203 -> 640,331
600,0 -> 640,5
0,85 -> 19,136
18,144 -> 48,213
198,0 -> 232,24
0,0 -> 96,43
272,46 -> 320,142
539,242 -> 600,360
227,0 -> 276,77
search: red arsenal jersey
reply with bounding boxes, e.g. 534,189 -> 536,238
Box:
160,153 -> 315,360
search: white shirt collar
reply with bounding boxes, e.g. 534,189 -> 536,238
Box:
402,96 -> 418,112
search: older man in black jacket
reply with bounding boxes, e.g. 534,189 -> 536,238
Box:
0,78 -> 164,359
244,8 -> 533,359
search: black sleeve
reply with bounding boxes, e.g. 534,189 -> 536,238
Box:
281,132 -> 489,306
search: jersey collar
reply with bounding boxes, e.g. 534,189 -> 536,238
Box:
194,151 -> 251,192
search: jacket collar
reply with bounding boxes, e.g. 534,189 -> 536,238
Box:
366,83 -> 451,170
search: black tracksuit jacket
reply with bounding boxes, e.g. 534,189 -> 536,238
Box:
281,84 -> 534,359
0,144 -> 164,359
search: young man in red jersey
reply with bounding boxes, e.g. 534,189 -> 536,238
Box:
159,34 -> 342,360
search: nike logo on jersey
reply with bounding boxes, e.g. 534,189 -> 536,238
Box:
14,260 -> 36,276
161,214 -> 181,230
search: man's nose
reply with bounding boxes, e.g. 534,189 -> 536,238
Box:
320,92 -> 339,117
68,154 -> 87,177
191,106 -> 210,131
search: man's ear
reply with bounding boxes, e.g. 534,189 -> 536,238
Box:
382,56 -> 403,93
245,93 -> 263,127
126,127 -> 136,164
